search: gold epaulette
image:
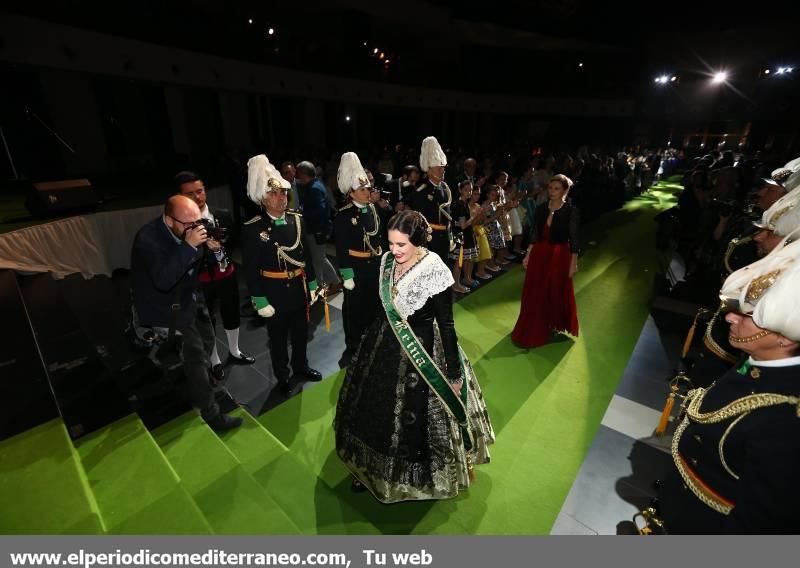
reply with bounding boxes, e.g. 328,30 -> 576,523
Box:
416,184 -> 428,192
244,215 -> 262,225
338,203 -> 354,212
286,209 -> 302,217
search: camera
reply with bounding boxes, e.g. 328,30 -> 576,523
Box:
191,218 -> 227,241
372,173 -> 393,199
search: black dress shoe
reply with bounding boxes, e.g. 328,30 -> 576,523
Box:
229,351 -> 256,364
295,366 -> 323,382
205,413 -> 243,432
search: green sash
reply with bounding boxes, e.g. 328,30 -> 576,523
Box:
380,254 -> 473,451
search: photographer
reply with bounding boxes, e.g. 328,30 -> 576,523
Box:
130,195 -> 242,433
175,172 -> 255,383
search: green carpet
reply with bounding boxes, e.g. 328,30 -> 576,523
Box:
152,412 -> 301,534
260,184 -> 679,534
75,414 -> 212,534
0,419 -> 104,534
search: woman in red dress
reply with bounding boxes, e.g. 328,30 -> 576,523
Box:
512,174 -> 580,348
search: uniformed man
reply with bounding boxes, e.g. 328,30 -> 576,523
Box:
405,136 -> 452,261
333,152 -> 384,367
718,157 -> 799,277
684,171 -> 800,388
241,155 -> 323,391
657,238 -> 800,533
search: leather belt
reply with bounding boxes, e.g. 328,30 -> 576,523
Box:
429,223 -> 447,231
348,249 -> 379,258
260,269 -> 305,280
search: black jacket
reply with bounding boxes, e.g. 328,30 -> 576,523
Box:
529,203 -> 581,254
130,216 -> 202,329
241,211 -> 316,312
660,362 -> 800,533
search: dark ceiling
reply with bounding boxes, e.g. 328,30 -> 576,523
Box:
2,0 -> 797,100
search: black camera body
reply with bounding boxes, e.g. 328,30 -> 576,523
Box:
371,173 -> 394,199
196,218 -> 227,241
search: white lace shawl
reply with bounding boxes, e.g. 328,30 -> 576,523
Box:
381,249 -> 454,319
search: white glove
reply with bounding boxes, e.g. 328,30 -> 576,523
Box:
257,304 -> 276,318
310,288 -> 319,304
343,278 -> 355,290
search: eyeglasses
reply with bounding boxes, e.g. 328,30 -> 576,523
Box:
168,215 -> 201,228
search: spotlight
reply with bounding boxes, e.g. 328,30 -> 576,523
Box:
268,27 -> 275,35
363,42 -> 367,46
712,71 -> 728,84
345,115 -> 351,122
670,76 -> 677,82
578,62 -> 584,68
379,52 -> 385,59
248,18 -> 253,24
764,69 -> 771,74
777,67 -> 786,75
373,48 -> 378,54
788,67 -> 794,73
384,59 -> 390,64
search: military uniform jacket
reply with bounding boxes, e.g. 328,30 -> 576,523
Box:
241,211 -> 316,311
405,178 -> 452,228
663,360 -> 800,533
334,202 -> 384,274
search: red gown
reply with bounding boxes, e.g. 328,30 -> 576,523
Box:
511,222 -> 579,347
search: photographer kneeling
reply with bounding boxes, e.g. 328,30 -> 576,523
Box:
130,195 -> 242,433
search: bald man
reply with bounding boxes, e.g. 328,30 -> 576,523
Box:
130,195 -> 242,432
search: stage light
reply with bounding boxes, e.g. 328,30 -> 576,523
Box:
777,67 -> 786,74
363,42 -> 367,46
671,76 -> 677,82
764,69 -> 771,74
373,48 -> 378,54
787,67 -> 794,73
712,71 -> 728,84
268,28 -> 275,35
345,115 -> 351,122
384,59 -> 390,64
379,52 -> 385,59
248,18 -> 253,24
578,62 -> 584,68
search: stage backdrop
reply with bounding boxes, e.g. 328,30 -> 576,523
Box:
0,187 -> 233,279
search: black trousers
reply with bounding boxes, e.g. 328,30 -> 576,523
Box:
177,304 -> 218,419
201,272 -> 241,331
265,307 -> 308,379
342,257 -> 381,354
